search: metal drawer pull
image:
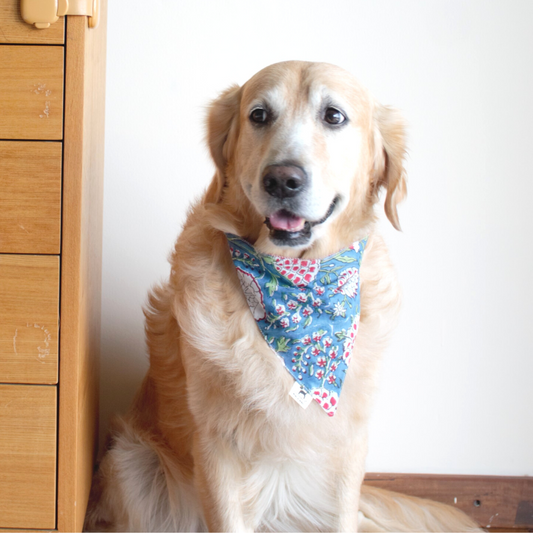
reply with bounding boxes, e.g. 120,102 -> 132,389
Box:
21,0 -> 99,30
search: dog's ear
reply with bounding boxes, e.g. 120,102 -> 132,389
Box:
373,105 -> 407,230
205,84 -> 242,203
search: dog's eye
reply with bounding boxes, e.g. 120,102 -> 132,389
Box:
324,107 -> 346,125
250,108 -> 268,124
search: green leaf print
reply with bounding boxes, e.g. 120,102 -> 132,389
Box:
335,330 -> 347,341
333,254 -> 357,263
265,274 -> 278,297
321,273 -> 331,285
276,337 -> 291,352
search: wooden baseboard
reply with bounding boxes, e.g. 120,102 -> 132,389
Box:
364,473 -> 533,531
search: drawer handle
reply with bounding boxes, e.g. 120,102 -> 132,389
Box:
20,0 -> 99,30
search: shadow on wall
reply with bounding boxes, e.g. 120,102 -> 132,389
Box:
98,315 -> 149,456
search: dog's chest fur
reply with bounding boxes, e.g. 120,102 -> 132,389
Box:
158,220 -> 397,529
172,225 -> 373,428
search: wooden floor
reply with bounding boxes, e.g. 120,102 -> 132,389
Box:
364,473 -> 533,532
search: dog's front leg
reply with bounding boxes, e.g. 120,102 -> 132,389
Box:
192,433 -> 254,533
337,472 -> 365,532
335,438 -> 367,533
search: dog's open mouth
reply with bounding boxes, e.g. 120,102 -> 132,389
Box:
267,210 -> 306,232
265,197 -> 339,246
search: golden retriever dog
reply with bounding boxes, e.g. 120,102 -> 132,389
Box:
86,61 -> 480,532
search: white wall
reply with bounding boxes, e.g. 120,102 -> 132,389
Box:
101,0 -> 533,476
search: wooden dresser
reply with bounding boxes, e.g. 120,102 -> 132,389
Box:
0,1 -> 106,530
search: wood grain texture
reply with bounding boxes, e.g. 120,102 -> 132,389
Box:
0,0 -> 64,44
0,530 -> 54,532
0,141 -> 62,254
0,255 -> 59,384
0,45 -> 63,140
0,384 -> 57,529
364,472 -> 533,531
58,6 -> 107,531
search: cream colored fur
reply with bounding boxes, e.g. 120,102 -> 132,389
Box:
85,61 -> 480,532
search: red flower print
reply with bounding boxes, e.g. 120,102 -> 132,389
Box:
314,284 -> 325,296
302,306 -> 313,317
311,346 -> 321,357
312,331 -> 323,342
302,335 -> 312,345
317,356 -> 327,367
323,337 -> 332,348
316,369 -> 324,379
297,293 -> 308,303
327,374 -> 336,385
280,317 -> 289,328
287,300 -> 298,310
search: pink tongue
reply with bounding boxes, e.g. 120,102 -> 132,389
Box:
269,211 -> 305,231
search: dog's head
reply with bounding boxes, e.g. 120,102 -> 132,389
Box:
205,61 -> 406,255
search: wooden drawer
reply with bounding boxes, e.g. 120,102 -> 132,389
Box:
0,0 -> 64,44
0,255 -> 59,384
0,384 -> 57,529
0,1 -> 106,529
0,45 -> 64,140
0,141 -> 62,254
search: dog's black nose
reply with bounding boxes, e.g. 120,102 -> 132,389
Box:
262,165 -> 307,199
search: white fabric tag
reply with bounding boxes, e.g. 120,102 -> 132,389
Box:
289,382 -> 313,409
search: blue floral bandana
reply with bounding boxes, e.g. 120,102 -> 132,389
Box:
226,233 -> 367,416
